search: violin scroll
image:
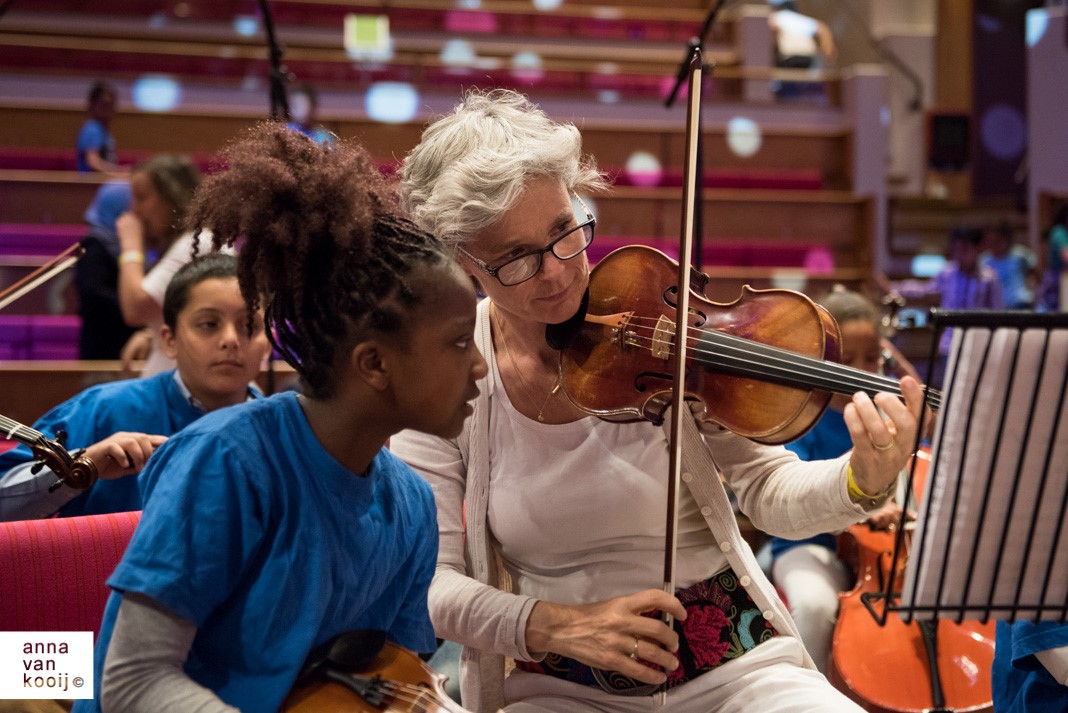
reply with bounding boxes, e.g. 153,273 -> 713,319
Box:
29,431 -> 99,491
1,414 -> 99,491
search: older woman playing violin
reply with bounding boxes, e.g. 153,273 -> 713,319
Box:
391,88 -> 925,713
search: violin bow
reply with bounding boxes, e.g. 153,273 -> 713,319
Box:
659,47 -> 704,703
0,242 -> 84,312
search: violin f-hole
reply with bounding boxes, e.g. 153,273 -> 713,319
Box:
662,287 -> 708,327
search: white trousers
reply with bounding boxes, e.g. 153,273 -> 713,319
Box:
771,543 -> 852,675
502,636 -> 864,712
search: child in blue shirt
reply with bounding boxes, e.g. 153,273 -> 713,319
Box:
0,252 -> 270,520
76,122 -> 487,712
76,81 -> 122,174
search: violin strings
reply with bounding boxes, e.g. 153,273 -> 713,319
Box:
605,316 -> 942,410
364,678 -> 450,712
0,415 -> 46,444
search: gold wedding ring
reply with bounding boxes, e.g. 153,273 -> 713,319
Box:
872,437 -> 895,452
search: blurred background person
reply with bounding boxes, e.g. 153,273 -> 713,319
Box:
76,80 -> 124,174
769,287 -> 919,674
75,180 -> 138,360
115,154 -> 205,376
980,219 -> 1037,310
286,83 -> 334,146
1037,201 -> 1068,312
769,0 -> 836,100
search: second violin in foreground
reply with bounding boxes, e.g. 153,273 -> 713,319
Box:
559,246 -> 940,443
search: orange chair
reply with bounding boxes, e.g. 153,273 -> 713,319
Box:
0,511 -> 141,637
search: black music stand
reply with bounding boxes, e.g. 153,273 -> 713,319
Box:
863,309 -> 1068,627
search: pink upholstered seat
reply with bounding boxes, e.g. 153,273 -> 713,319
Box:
0,511 -> 141,637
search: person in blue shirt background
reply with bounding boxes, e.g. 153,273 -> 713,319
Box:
76,81 -> 124,174
286,83 -> 335,146
993,621 -> 1068,711
75,121 -> 487,713
0,252 -> 269,521
75,180 -> 137,359
980,219 -> 1037,310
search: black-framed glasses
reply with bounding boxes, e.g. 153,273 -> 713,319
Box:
458,199 -> 596,287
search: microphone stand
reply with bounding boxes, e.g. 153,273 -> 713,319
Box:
258,0 -> 290,121
664,0 -> 728,269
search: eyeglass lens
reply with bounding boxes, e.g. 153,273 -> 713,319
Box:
497,221 -> 593,285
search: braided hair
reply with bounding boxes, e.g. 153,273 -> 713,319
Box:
188,122 -> 452,398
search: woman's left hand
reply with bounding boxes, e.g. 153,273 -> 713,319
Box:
844,375 -> 925,499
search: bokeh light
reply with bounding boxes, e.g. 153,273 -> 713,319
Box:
511,51 -> 544,83
624,151 -> 663,187
1026,8 -> 1049,47
726,117 -> 762,157
132,75 -> 181,112
365,82 -> 419,124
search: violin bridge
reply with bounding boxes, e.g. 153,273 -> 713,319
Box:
651,315 -> 674,360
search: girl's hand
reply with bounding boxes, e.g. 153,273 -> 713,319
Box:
116,212 -> 145,252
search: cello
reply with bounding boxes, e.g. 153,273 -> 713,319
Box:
829,451 -> 996,713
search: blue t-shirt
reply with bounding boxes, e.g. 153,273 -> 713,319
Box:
75,392 -> 438,713
770,408 -> 853,559
992,620 -> 1068,712
981,247 -> 1035,309
76,118 -> 116,172
0,370 -> 204,517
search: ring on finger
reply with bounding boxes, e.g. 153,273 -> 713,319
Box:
871,436 -> 895,452
630,635 -> 640,660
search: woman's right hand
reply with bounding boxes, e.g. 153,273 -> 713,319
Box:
524,589 -> 686,685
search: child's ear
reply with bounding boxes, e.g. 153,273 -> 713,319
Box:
350,341 -> 389,391
160,325 -> 178,360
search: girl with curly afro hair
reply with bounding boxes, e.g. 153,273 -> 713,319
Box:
78,122 -> 487,713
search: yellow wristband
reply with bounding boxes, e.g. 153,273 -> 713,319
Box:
119,250 -> 144,266
847,463 -> 881,500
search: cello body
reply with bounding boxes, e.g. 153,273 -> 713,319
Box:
829,453 -> 995,712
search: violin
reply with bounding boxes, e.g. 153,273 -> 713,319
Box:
0,413 -> 98,490
560,245 -> 940,443
829,451 -> 995,712
282,632 -> 469,713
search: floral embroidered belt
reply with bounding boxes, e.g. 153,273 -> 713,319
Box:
514,568 -> 780,696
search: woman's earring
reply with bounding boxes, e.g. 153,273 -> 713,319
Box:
470,275 -> 486,299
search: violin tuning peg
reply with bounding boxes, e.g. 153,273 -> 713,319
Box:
55,430 -> 67,446
30,462 -> 43,475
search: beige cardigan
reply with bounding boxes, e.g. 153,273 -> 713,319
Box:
390,299 -> 874,713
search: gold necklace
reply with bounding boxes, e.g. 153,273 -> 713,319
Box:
492,308 -> 561,422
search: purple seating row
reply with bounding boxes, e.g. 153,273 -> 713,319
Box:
0,223 -> 87,257
0,45 -> 675,101
19,0 -> 705,44
608,167 -> 824,191
0,150 -> 823,195
0,315 -> 81,360
0,147 -> 220,174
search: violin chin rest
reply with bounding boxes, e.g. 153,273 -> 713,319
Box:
545,287 -> 590,351
298,629 -> 387,681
